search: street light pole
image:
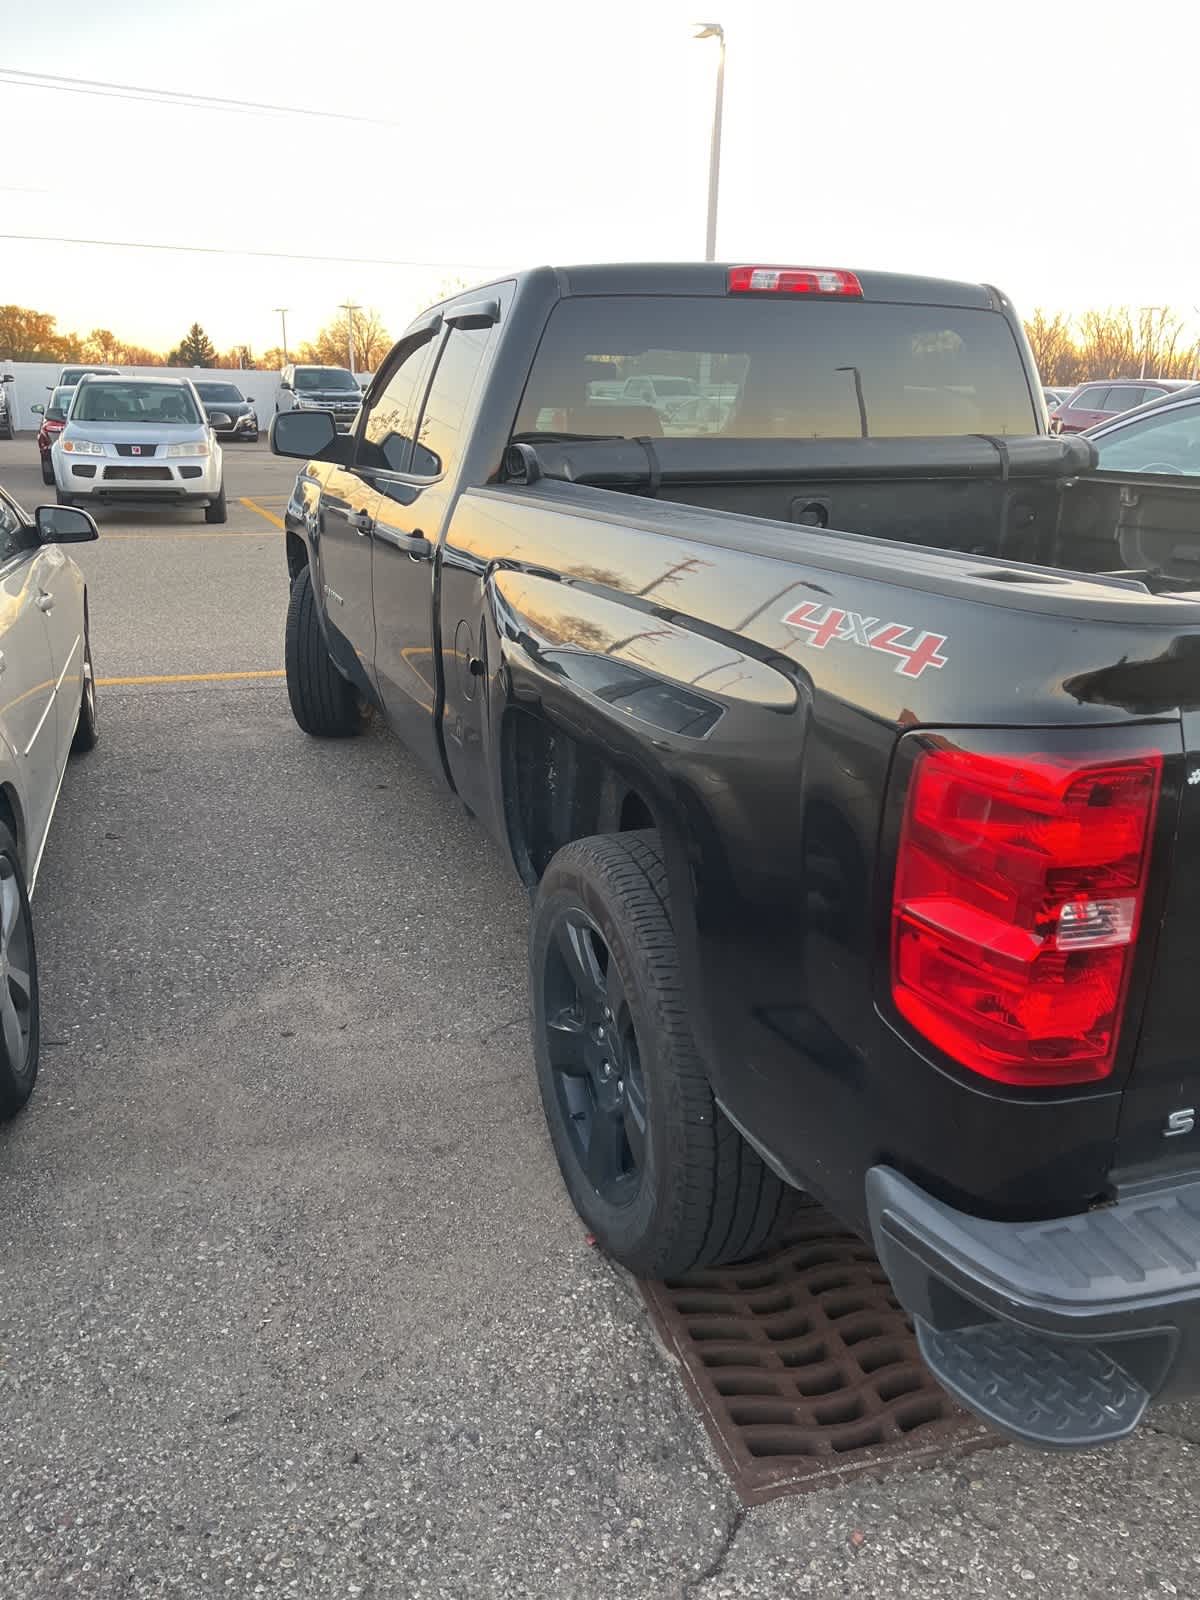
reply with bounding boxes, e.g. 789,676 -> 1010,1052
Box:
340,302 -> 361,376
694,23 -> 725,261
273,307 -> 290,363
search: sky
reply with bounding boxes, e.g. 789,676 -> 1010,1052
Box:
2,0 -> 1198,356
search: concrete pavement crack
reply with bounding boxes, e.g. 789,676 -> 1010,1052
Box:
681,1506 -> 747,1598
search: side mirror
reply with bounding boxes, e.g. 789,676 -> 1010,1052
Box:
30,404 -> 44,415
208,412 -> 233,429
1,374 -> 13,383
270,408 -> 349,462
279,380 -> 293,391
35,504 -> 99,544
246,395 -> 256,402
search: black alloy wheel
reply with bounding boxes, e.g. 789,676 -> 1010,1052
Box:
0,832 -> 39,1119
541,908 -> 649,1207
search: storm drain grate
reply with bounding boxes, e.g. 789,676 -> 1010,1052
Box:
640,1202 -> 996,1502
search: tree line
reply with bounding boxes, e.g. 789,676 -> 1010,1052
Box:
0,305 -> 393,373
1024,306 -> 1200,387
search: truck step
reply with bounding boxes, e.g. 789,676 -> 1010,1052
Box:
915,1319 -> 1148,1448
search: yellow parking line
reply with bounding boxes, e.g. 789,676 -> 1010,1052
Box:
241,496 -> 286,530
102,529 -> 282,540
97,669 -> 286,686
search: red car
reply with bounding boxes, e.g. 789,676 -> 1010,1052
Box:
33,386 -> 74,484
1049,378 -> 1194,434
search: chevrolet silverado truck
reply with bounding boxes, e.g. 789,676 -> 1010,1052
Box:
271,262 -> 1200,1449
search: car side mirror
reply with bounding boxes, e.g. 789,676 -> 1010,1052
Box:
30,404 -> 44,415
35,504 -> 99,544
1,374 -> 13,384
270,409 -> 349,462
208,412 -> 233,429
279,380 -> 293,391
246,396 -> 256,402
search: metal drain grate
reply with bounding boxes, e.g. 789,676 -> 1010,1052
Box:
640,1201 -> 996,1502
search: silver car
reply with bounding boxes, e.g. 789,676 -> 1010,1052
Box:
53,375 -> 227,523
0,482 -> 99,1119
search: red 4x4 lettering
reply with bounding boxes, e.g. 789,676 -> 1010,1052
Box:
782,602 -> 949,679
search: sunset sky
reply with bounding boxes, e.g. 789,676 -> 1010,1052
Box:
3,0 -> 1197,356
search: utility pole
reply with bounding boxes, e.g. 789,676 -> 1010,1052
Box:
693,23 -> 725,262
273,307 -> 290,364
340,302 -> 362,376
1138,305 -> 1165,379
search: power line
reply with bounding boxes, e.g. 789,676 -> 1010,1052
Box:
0,232 -> 501,272
0,66 -> 409,130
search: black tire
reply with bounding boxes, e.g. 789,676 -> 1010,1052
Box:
204,484 -> 228,525
284,564 -> 366,738
72,619 -> 98,753
0,824 -> 40,1121
40,456 -> 54,486
530,830 -> 786,1278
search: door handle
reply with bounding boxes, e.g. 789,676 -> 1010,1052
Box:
346,509 -> 373,535
375,527 -> 433,560
36,592 -> 53,612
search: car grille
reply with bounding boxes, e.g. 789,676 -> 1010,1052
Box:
114,443 -> 160,457
104,466 -> 172,481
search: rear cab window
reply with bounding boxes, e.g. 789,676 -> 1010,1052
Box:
513,296 -> 1038,441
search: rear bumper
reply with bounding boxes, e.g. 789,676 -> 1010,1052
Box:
867,1165 -> 1200,1448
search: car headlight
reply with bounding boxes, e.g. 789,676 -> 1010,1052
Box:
165,439 -> 211,457
61,438 -> 106,455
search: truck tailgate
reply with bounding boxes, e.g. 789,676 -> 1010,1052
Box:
1116,706 -> 1200,1181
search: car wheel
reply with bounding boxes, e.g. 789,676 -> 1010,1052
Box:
529,830 -> 786,1277
284,565 -> 368,738
40,457 -> 54,486
0,825 -> 40,1121
72,619 -> 98,753
204,484 -> 228,525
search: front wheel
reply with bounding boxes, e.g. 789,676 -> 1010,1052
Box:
0,826 -> 39,1120
284,565 -> 367,737
40,456 -> 54,487
72,621 -> 98,753
204,484 -> 228,525
530,831 -> 786,1278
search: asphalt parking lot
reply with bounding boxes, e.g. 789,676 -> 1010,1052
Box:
3,436 -> 1200,1599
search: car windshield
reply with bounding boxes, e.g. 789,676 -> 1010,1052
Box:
295,368 -> 358,392
72,381 -> 202,425
196,383 -> 244,403
1094,402 -> 1200,478
514,296 -> 1039,440
46,387 -> 74,421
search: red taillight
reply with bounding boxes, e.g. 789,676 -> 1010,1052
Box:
728,265 -> 863,298
891,744 -> 1162,1086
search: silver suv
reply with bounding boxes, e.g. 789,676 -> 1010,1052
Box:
53,375 -> 227,523
276,364 -> 363,434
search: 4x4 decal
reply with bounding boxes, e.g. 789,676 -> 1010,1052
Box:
782,602 -> 949,679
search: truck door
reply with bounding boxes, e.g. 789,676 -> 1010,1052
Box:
370,315 -> 497,780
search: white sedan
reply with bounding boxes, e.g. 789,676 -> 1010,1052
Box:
0,482 -> 99,1118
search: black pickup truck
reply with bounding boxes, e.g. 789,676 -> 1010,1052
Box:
272,262 -> 1200,1449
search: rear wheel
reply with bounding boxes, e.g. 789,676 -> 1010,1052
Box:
0,826 -> 39,1121
40,456 -> 54,486
530,831 -> 786,1277
284,564 -> 367,738
204,484 -> 228,525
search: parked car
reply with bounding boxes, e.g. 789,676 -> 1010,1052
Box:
272,260 -> 1200,1450
1042,386 -> 1070,411
31,387 -> 75,485
193,380 -> 259,442
0,480 -> 99,1118
1050,378 -> 1194,433
0,373 -> 15,440
53,365 -> 119,391
275,365 -> 362,434
54,375 -> 227,523
1085,387 -> 1200,476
